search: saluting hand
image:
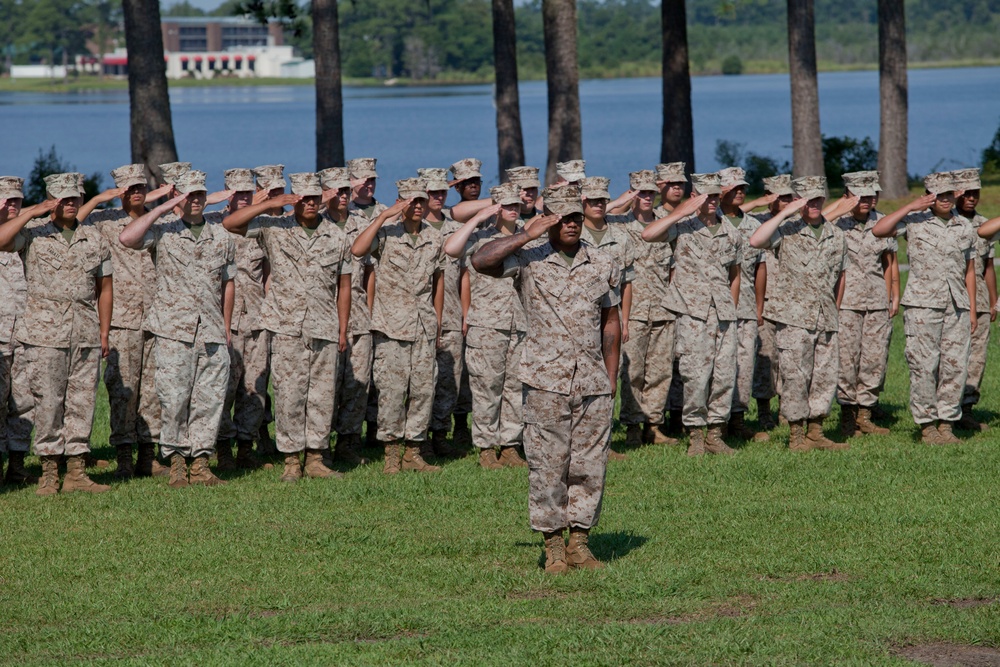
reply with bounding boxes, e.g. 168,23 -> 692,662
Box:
908,193 -> 937,212
524,214 -> 561,240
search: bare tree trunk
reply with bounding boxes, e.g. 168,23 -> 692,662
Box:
878,0 -> 908,198
542,0 -> 582,185
313,0 -> 344,168
493,0 -> 525,178
787,0 -> 824,177
122,0 -> 178,186
660,0 -> 694,176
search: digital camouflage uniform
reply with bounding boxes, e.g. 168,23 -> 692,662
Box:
368,219 -> 444,442
580,222 -> 636,304
761,217 -> 847,423
607,212 -> 675,426
957,211 -> 993,407
428,214 -> 466,433
246,213 -> 353,454
349,199 -> 388,428
732,213 -> 766,414
91,208 -> 161,447
500,242 -> 620,532
893,212 -> 976,424
752,211 -> 781,402
335,211 -> 374,437
462,223 -> 528,450
834,213 -> 896,408
661,214 -> 741,427
10,218 -> 112,457
141,213 -> 235,459
0,245 -> 30,453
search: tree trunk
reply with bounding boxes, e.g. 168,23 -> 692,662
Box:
122,0 -> 178,186
787,0 -> 824,177
542,0 -> 582,185
313,0 -> 345,169
492,0 -> 525,178
878,0 -> 908,198
660,0 -> 694,176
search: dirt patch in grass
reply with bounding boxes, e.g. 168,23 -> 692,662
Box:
506,589 -> 567,600
759,569 -> 851,583
629,595 -> 759,625
894,642 -> 1000,666
931,598 -> 998,609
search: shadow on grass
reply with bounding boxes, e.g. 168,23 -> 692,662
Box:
591,531 -> 648,562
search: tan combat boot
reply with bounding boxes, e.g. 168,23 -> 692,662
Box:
686,427 -> 706,457
806,418 -> 849,451
644,422 -> 679,446
216,439 -> 237,472
957,405 -> 987,432
608,448 -> 628,461
936,421 -> 961,445
705,425 -> 736,455
856,407 -> 890,435
478,447 -> 503,470
383,441 -> 402,475
235,440 -> 262,469
280,453 -> 302,482
35,455 -> 60,496
334,434 -> 370,466
624,423 -> 643,448
5,450 -> 37,485
189,455 -> 227,486
498,446 -> 528,468
788,421 -> 812,452
62,454 -> 111,494
921,423 -> 943,445
304,449 -> 343,479
839,404 -> 858,438
401,443 -> 441,472
567,528 -> 603,570
757,398 -> 777,430
451,415 -> 472,448
114,444 -> 135,481
543,530 -> 569,574
168,453 -> 189,488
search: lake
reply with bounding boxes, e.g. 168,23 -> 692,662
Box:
1,66 -> 998,198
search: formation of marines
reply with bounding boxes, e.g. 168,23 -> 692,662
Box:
0,156 -> 993,574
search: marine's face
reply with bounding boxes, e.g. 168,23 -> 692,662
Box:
427,190 -> 447,213
804,196 -> 825,221
549,212 -> 583,245
931,191 -> 955,217
499,203 -> 520,222
456,178 -> 481,201
724,185 -> 746,207
957,189 -> 980,215
519,186 -> 538,212
583,198 -> 607,219
661,182 -> 685,206
0,197 -> 23,222
125,184 -> 148,208
700,193 -> 720,217
852,194 -> 874,217
55,196 -> 83,221
181,191 -> 207,217
772,193 -> 793,213
403,197 -> 427,220
635,190 -> 655,212
229,190 -> 253,211
354,177 -> 376,201
295,194 -> 321,222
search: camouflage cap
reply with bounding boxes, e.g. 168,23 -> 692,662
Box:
449,158 -> 482,183
74,172 -> 86,192
951,167 -> 982,192
0,176 -> 24,200
289,172 -> 323,197
556,159 -> 586,183
543,184 -> 584,217
923,171 -> 955,195
347,157 -> 378,180
691,172 -> 723,196
506,166 -> 541,189
396,177 -> 428,200
175,169 -> 208,194
718,166 -> 748,189
318,167 -> 351,191
111,163 -> 148,190
223,168 -> 255,192
842,170 -> 880,197
792,175 -> 828,200
579,176 -> 611,201
158,161 -> 192,186
489,182 -> 522,206
629,170 -> 659,192
417,168 -> 450,191
655,162 -> 688,184
44,172 -> 83,199
762,174 -> 794,196
253,164 -> 286,191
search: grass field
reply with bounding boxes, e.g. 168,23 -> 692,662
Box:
1,183 -> 1000,665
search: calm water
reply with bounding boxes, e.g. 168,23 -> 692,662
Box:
1,67 -> 998,198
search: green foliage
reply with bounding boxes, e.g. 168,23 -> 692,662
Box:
822,135 -> 878,188
715,140 -> 789,193
24,145 -> 103,205
721,54 -> 743,75
982,118 -> 1000,176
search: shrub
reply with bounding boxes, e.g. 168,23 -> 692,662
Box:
982,118 -> 1000,175
714,140 -> 790,193
24,146 -> 103,205
822,135 -> 877,189
721,54 -> 743,75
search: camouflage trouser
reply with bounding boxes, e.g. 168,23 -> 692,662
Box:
464,326 -> 524,449
836,309 -> 891,407
334,332 -> 372,436
523,383 -> 612,533
775,324 -> 838,423
0,340 -> 33,453
675,307 -> 737,427
753,316 -> 780,400
962,309 -> 992,406
732,318 -> 759,413
105,327 -> 160,446
271,334 -> 337,453
155,332 -> 230,459
619,319 -> 674,425
219,328 -> 270,442
23,343 -> 100,457
903,304 -> 971,425
431,329 -> 464,432
372,333 -> 437,442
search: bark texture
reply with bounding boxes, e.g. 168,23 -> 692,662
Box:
313,0 -> 345,169
787,0 -> 824,177
660,0 -> 695,176
878,0 -> 909,199
542,0 -> 582,185
493,0 -> 525,178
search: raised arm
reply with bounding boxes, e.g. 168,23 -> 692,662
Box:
607,189 -> 638,216
471,214 -> 560,278
222,194 -> 299,235
0,199 -> 58,251
444,204 -> 500,258
741,193 -> 776,214
749,198 -> 807,248
823,194 -> 859,222
78,187 -> 122,221
206,189 -> 234,206
872,193 -> 935,238
450,197 -> 492,223
119,193 -> 187,249
351,199 -> 410,258
640,194 -> 706,242
978,215 -> 1000,239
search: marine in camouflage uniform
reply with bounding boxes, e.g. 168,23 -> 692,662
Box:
471,185 -> 622,574
873,172 -> 978,445
0,173 -> 113,495
750,176 -> 848,452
